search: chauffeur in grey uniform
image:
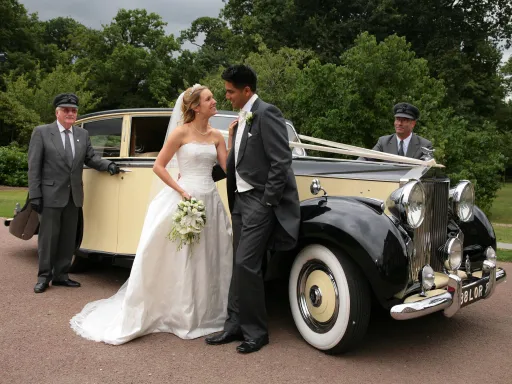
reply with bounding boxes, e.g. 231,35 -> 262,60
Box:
28,93 -> 120,293
359,102 -> 433,161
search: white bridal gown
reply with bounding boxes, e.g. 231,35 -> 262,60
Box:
70,142 -> 233,344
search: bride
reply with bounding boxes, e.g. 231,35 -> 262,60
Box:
70,84 -> 234,344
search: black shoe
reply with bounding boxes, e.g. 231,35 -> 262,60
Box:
205,331 -> 244,345
236,336 -> 269,354
52,279 -> 81,287
34,282 -> 49,293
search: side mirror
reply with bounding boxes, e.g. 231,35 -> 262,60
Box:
310,178 -> 328,197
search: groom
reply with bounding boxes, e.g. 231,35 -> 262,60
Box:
206,64 -> 300,353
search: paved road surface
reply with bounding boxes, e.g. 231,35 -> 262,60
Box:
1,224 -> 511,384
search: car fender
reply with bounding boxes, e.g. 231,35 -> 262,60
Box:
293,196 -> 409,304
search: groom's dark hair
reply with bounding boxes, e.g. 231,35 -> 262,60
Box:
221,64 -> 257,92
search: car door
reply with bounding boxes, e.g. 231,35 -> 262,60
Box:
80,116 -> 123,253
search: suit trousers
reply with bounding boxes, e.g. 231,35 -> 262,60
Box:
224,189 -> 277,340
37,191 -> 79,283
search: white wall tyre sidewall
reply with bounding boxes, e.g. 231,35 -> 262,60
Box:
289,244 -> 351,351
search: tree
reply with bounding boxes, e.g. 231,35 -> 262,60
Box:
74,9 -> 180,109
0,65 -> 98,145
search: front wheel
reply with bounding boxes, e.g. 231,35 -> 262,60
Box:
289,244 -> 371,354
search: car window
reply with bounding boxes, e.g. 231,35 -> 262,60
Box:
82,118 -> 123,157
129,116 -> 169,157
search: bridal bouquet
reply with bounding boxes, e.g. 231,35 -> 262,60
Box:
167,197 -> 207,251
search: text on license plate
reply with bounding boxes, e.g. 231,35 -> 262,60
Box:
460,281 -> 488,307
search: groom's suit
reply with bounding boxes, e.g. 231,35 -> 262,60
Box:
224,95 -> 300,340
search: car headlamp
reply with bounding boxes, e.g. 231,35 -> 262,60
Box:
449,180 -> 474,222
386,180 -> 426,229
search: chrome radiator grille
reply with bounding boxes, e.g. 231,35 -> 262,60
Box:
410,180 -> 450,282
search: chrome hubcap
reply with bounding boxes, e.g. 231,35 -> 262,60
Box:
297,259 -> 339,333
309,285 -> 322,307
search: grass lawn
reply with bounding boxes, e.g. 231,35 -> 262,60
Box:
498,249 -> 512,262
494,226 -> 512,244
0,190 -> 28,218
489,182 -> 512,224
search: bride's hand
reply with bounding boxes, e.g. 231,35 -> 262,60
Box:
228,119 -> 238,137
181,191 -> 191,200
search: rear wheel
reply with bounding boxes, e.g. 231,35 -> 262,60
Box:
289,244 -> 371,354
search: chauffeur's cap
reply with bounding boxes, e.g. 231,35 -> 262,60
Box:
393,102 -> 419,120
53,93 -> 79,108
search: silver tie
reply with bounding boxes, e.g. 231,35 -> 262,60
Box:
64,130 -> 73,167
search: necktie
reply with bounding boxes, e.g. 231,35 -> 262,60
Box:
64,130 -> 73,167
398,140 -> 404,156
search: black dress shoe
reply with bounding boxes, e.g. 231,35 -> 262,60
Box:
236,336 -> 269,354
205,331 -> 244,345
52,279 -> 81,287
34,282 -> 49,293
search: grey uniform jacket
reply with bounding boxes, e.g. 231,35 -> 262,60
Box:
358,133 -> 433,161
28,121 -> 112,208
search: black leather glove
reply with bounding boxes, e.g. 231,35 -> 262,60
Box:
108,162 -> 120,175
30,198 -> 43,214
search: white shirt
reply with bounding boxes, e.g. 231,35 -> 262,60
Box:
396,133 -> 412,156
57,121 -> 76,158
234,94 -> 259,192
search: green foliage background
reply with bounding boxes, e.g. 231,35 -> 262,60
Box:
0,0 -> 511,213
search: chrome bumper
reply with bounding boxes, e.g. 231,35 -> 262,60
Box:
390,261 -> 507,320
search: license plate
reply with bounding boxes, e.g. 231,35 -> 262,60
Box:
460,281 -> 488,308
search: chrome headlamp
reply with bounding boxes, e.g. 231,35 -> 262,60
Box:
386,180 -> 425,229
443,238 -> 463,271
449,180 -> 474,222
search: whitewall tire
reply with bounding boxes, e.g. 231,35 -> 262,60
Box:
289,244 -> 371,354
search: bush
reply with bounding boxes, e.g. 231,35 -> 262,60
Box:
0,144 -> 28,187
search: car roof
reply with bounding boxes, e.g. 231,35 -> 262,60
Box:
77,108 -> 293,124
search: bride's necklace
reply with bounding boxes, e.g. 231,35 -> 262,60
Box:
191,123 -> 209,136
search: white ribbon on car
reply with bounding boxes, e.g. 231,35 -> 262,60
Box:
218,130 -> 442,168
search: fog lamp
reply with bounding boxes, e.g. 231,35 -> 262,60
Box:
419,265 -> 435,296
485,246 -> 497,264
443,238 -> 462,271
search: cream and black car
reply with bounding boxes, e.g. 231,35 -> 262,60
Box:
5,108 -> 506,354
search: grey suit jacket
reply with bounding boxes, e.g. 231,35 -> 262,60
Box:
28,121 -> 112,208
358,133 -> 433,161
226,98 -> 300,251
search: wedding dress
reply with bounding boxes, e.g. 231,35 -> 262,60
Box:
70,142 -> 233,344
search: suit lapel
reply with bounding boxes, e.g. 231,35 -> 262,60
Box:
236,98 -> 260,167
388,134 -> 398,155
49,122 -> 69,167
406,134 -> 420,158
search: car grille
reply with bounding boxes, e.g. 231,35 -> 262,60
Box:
410,179 -> 450,282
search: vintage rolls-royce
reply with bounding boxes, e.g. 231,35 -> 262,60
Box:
5,108 -> 506,354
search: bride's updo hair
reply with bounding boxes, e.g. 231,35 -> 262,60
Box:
182,84 -> 208,124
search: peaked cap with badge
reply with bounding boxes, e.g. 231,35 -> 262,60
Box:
54,93 -> 79,108
393,102 -> 419,120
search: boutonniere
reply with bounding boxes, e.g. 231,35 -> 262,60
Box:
246,112 -> 254,125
